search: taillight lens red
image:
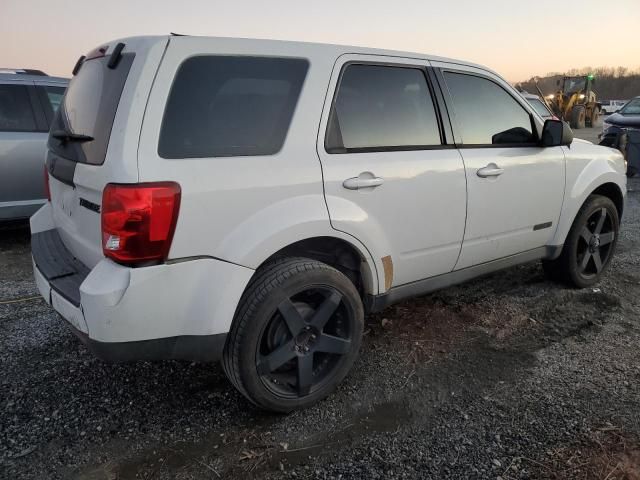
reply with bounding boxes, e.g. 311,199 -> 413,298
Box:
101,182 -> 181,265
44,166 -> 51,202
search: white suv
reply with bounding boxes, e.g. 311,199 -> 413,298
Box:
31,36 -> 626,412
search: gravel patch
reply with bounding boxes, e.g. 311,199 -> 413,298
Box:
1,177 -> 640,479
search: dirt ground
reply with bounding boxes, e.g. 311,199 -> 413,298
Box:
3,127 -> 640,479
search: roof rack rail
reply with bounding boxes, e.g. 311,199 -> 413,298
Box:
0,68 -> 48,76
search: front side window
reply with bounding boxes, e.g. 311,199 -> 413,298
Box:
444,72 -> 536,146
326,64 -> 441,153
0,84 -> 37,132
159,56 -> 309,159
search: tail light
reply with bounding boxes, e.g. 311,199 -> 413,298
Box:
101,182 -> 181,265
44,166 -> 51,202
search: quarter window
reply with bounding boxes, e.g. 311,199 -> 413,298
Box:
159,56 -> 309,159
0,84 -> 37,132
43,86 -> 65,113
443,72 -> 536,145
326,64 -> 441,153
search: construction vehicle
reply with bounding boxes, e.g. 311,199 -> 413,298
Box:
539,74 -> 601,129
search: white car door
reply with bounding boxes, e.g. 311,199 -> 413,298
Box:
433,62 -> 565,269
317,55 -> 467,290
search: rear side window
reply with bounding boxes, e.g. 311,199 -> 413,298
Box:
158,56 -> 309,159
0,84 -> 37,132
326,64 -> 441,153
443,72 -> 536,146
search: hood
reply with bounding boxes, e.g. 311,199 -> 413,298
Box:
606,112 -> 640,128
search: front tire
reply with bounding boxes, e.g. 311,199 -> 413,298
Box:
570,105 -> 586,129
222,257 -> 364,412
543,195 -> 619,288
590,107 -> 601,128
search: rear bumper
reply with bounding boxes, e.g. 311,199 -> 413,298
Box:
30,203 -> 254,363
65,318 -> 227,363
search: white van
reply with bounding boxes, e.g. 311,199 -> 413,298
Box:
31,36 -> 626,412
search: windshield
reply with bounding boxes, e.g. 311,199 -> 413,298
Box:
526,98 -> 552,117
563,78 -> 586,94
620,98 -> 640,115
48,53 -> 134,165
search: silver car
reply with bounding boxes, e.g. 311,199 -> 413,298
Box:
0,69 -> 67,221
521,92 -> 554,119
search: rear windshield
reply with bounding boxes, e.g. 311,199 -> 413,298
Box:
48,53 -> 134,165
158,56 -> 309,159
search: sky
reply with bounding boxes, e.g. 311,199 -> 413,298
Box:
2,0 -> 639,83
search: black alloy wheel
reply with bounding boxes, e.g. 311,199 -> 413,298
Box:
575,207 -> 616,279
222,257 -> 364,412
543,194 -> 619,288
257,286 -> 354,398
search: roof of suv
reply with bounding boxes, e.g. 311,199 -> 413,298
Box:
0,69 -> 68,84
122,34 -> 495,77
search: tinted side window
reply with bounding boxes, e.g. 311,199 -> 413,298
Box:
326,64 -> 441,152
443,72 -> 535,145
0,84 -> 37,132
159,56 -> 309,159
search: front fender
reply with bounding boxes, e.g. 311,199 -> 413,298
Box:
551,143 -> 626,247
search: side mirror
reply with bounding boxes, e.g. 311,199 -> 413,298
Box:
541,119 -> 573,147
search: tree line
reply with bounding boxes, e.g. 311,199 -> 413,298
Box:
516,67 -> 640,100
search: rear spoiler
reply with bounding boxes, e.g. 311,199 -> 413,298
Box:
71,42 -> 125,76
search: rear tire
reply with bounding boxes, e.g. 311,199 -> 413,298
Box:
543,195 -> 619,288
570,105 -> 586,129
222,257 -> 364,412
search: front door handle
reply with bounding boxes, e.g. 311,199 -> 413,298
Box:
476,163 -> 504,178
343,175 -> 384,190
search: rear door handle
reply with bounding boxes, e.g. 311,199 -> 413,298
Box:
343,176 -> 384,190
476,163 -> 504,178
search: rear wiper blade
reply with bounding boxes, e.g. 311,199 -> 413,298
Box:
51,129 -> 94,143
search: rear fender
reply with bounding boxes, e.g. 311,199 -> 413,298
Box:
216,194 -> 382,295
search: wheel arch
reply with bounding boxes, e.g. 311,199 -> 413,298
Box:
551,176 -> 625,248
591,182 -> 624,218
249,235 -> 380,299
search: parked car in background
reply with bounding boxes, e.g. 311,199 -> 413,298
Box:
600,97 -> 640,176
31,36 -> 625,412
601,99 -> 627,115
521,92 -> 554,119
0,69 -> 67,221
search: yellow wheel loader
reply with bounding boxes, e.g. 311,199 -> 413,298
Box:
543,75 -> 601,129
